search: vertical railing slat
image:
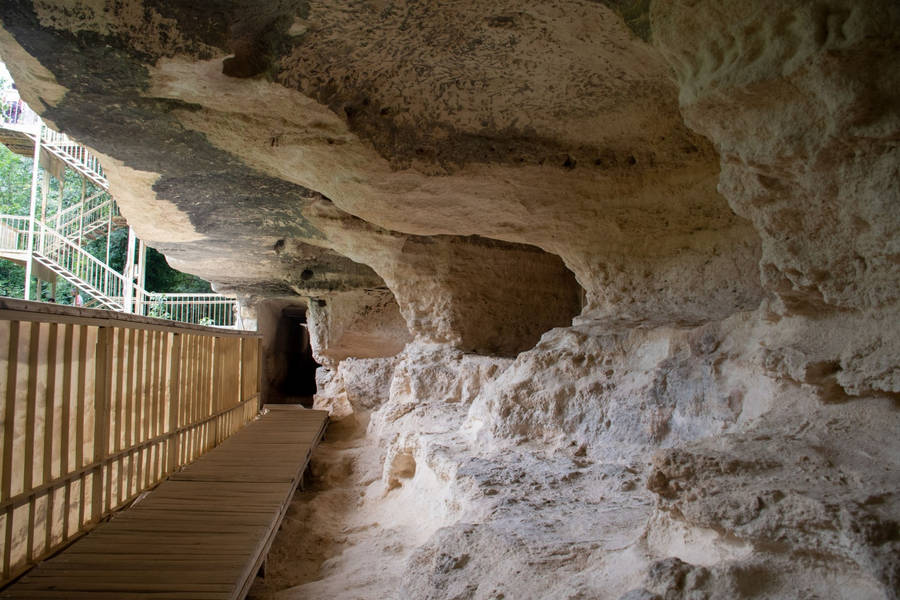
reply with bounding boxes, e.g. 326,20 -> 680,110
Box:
166,333 -> 181,475
0,306 -> 259,585
23,323 -> 41,563
91,327 -> 112,523
1,321 -> 19,581
41,323 -> 58,556
60,324 -> 72,543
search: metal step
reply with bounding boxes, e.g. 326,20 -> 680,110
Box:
32,255 -> 122,310
40,141 -> 108,190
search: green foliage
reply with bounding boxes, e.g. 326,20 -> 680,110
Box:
0,144 -> 108,218
144,247 -> 212,294
83,227 -> 127,272
0,146 -> 214,301
0,145 -> 32,214
146,292 -> 170,319
0,260 -> 24,297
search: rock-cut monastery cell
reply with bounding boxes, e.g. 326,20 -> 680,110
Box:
0,0 -> 897,598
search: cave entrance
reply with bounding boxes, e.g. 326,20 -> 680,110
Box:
261,302 -> 319,407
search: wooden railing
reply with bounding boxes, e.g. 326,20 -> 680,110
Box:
0,299 -> 262,587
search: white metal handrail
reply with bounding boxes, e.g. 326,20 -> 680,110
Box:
55,190 -> 105,224
3,103 -> 245,327
0,98 -> 41,133
134,287 -> 238,327
35,221 -> 126,307
56,195 -> 117,241
39,126 -> 108,187
3,217 -> 241,326
0,215 -> 30,252
0,97 -> 108,188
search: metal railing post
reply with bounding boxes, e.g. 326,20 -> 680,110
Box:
23,125 -> 41,300
123,227 -> 136,313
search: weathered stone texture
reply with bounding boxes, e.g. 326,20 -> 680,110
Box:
0,1 -> 897,598
654,0 -> 900,314
306,288 -> 410,367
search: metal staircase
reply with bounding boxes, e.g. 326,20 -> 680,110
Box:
54,190 -> 121,242
0,97 -> 243,328
0,215 -> 125,309
32,221 -> 126,310
38,125 -> 109,189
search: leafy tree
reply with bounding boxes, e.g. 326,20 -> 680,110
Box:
2,60 -> 214,301
1,145 -> 213,301
0,144 -> 32,214
144,247 -> 212,293
0,260 -> 24,297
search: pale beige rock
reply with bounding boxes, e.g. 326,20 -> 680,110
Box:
90,154 -> 204,244
313,355 -> 397,432
146,46 -> 763,330
0,2 -> 897,600
305,198 -> 583,355
653,0 -> 900,314
306,289 -> 410,367
0,26 -> 66,116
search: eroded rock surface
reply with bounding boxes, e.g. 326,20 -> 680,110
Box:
0,0 -> 897,598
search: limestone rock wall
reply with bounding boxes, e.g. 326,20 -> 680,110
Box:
654,0 -> 900,317
0,1 -> 897,598
306,289 -> 410,367
305,198 -> 583,355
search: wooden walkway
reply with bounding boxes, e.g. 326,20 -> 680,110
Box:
1,405 -> 328,599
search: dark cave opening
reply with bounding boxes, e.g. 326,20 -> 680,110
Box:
262,302 -> 319,406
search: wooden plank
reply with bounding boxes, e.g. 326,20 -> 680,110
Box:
146,331 -> 157,443
124,328 -> 135,466
74,326 -> 86,473
22,564 -> 242,580
2,376 -> 313,598
186,335 -> 196,431
131,335 -> 143,491
42,323 -> 58,490
129,332 -> 140,496
199,335 -> 207,425
157,332 -> 168,440
11,581 -> 234,592
23,322 -> 41,563
166,334 -> 181,475
39,554 -> 248,567
60,324 -> 73,542
1,506 -> 11,581
42,325 -> 59,556
2,321 -> 19,503
110,329 -> 120,456
203,337 -> 212,421
2,591 -> 231,599
91,327 -> 112,522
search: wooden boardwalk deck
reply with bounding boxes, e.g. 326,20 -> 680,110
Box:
0,405 -> 328,600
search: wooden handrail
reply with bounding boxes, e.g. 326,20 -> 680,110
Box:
0,394 -> 257,513
0,302 -> 262,585
0,298 -> 256,336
